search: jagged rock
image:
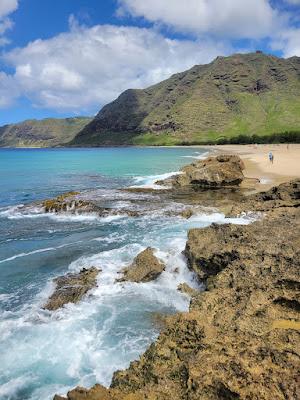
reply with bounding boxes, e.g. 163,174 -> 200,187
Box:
42,192 -> 98,213
117,248 -> 165,283
227,179 -> 300,216
53,384 -> 113,400
42,192 -> 140,217
177,283 -> 199,297
157,155 -> 245,189
43,267 -> 99,311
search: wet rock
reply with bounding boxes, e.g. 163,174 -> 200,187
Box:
53,384 -> 114,400
180,208 -> 194,219
44,267 -> 99,311
42,192 -> 98,213
177,283 -> 199,297
157,155 -> 245,189
117,248 -> 165,283
42,191 -> 140,218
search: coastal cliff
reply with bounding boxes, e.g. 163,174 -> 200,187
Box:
53,176 -> 300,399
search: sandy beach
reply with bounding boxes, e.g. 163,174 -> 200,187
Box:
209,143 -> 300,189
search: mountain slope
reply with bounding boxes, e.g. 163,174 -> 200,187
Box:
0,117 -> 92,148
71,52 -> 300,146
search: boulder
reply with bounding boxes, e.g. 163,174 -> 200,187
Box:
117,248 -> 165,283
43,267 -> 99,311
158,154 -> 245,188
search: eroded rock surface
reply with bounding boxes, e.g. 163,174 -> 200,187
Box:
157,155 -> 245,189
41,191 -> 140,217
44,267 -> 99,311
227,179 -> 300,216
117,248 -> 165,283
54,181 -> 300,400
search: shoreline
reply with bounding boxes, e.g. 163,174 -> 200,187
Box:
206,143 -> 300,190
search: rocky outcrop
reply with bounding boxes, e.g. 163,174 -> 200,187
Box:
227,179 -> 300,216
111,208 -> 299,399
44,267 -> 99,311
53,181 -> 300,400
117,248 -> 165,283
42,192 -> 103,214
41,192 -> 139,217
157,155 -> 245,189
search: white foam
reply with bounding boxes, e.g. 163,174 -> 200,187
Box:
181,150 -> 210,160
0,204 -> 127,224
0,375 -> 34,398
130,170 -> 182,189
260,177 -> 272,184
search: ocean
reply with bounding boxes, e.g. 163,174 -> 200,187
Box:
0,148 -> 248,400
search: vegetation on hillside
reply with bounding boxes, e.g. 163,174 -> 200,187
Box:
0,117 -> 92,148
71,52 -> 300,146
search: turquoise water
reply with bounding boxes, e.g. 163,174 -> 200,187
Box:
0,148 -> 246,400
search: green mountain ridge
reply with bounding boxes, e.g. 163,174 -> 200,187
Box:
71,52 -> 300,146
0,117 -> 92,148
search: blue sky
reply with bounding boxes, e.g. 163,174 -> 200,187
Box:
0,0 -> 299,125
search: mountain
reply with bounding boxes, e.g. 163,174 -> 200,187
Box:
0,117 -> 92,148
71,52 -> 300,146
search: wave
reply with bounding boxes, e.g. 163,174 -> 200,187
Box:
181,150 -> 210,160
0,204 -> 127,224
130,170 -> 182,189
0,242 -> 82,265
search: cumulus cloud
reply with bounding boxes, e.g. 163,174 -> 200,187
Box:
0,0 -> 18,46
271,28 -> 300,57
0,71 -> 19,108
117,0 -> 282,39
3,22 -> 232,111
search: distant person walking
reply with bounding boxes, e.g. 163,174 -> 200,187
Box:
269,151 -> 274,164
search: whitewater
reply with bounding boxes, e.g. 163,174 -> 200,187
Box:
0,148 -> 251,400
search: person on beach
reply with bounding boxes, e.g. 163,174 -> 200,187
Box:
269,151 -> 274,164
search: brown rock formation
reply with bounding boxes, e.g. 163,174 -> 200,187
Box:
117,247 -> 165,283
44,267 -> 99,311
42,192 -> 98,213
157,155 -> 245,189
227,179 -> 300,216
177,283 -> 199,297
54,181 -> 300,400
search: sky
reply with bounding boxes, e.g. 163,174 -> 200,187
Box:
0,0 -> 299,125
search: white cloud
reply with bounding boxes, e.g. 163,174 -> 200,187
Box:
0,0 -> 18,18
117,0 -> 282,39
0,0 -> 18,46
3,22 -> 232,111
271,28 -> 300,57
0,71 -> 19,108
